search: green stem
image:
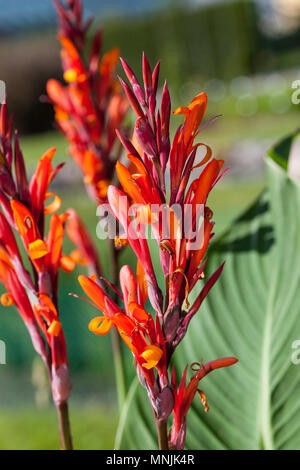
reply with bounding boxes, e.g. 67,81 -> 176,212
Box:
108,238 -> 127,408
56,401 -> 73,450
112,327 -> 127,407
155,418 -> 169,450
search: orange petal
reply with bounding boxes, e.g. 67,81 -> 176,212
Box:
60,36 -> 79,60
140,345 -> 163,370
1,292 -> 14,306
44,192 -> 61,215
69,249 -> 88,265
190,143 -> 212,169
63,68 -> 78,83
100,47 -> 120,75
89,316 -> 112,335
114,313 -> 136,338
46,214 -> 63,270
46,79 -> 66,106
126,154 -> 148,177
193,159 -> 219,206
47,320 -> 62,337
78,275 -> 106,312
128,302 -> 149,324
59,254 -> 75,272
10,200 -> 36,241
136,260 -> 148,305
173,105 -> 189,117
28,239 -> 48,260
116,161 -> 144,204
96,180 -> 110,199
39,293 -> 58,317
0,247 -> 13,267
115,236 -> 129,247
41,147 -> 56,162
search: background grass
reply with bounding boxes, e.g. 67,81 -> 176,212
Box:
0,405 -> 117,450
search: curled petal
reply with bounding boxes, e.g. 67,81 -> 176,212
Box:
140,345 -> 163,370
28,239 -> 48,260
89,316 -> 112,335
44,192 -> 61,214
1,292 -> 14,306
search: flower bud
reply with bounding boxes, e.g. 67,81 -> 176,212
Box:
135,117 -> 157,158
163,304 -> 180,343
155,385 -> 174,420
51,363 -> 72,406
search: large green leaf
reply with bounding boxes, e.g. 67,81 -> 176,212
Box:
116,132 -> 300,450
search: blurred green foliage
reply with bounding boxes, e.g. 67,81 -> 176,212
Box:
2,0 -> 300,133
101,0 -> 257,90
0,404 -> 117,449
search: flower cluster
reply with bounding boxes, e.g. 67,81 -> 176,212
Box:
0,102 -> 76,410
47,0 -> 128,203
76,55 -> 237,449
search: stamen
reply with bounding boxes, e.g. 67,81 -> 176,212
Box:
197,389 -> 209,413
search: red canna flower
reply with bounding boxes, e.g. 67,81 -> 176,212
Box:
73,53 -> 238,449
47,0 -> 128,203
0,102 -> 79,449
110,56 -> 228,356
49,0 -> 132,413
75,265 -> 171,412
170,358 -> 238,449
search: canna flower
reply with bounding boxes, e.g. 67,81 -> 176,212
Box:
0,248 -> 46,359
47,0 -> 128,203
111,55 -> 228,355
75,265 -> 170,411
74,53 -> 238,449
170,358 -> 238,449
0,101 -> 80,448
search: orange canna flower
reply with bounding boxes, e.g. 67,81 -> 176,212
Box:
47,0 -> 128,203
98,54 -> 238,448
75,265 -> 166,394
170,358 -> 238,449
0,102 -> 78,423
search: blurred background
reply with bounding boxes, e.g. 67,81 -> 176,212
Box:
0,0 -> 299,449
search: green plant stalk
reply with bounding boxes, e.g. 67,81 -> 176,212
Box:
56,401 -> 73,450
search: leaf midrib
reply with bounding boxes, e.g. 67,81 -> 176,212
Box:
257,203 -> 280,450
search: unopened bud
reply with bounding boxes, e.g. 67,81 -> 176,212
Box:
163,305 -> 180,343
155,386 -> 174,420
51,363 -> 72,406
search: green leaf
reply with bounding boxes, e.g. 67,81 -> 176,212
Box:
268,129 -> 299,171
116,132 -> 300,450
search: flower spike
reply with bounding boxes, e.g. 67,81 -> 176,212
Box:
0,101 -> 78,449
73,53 -> 237,450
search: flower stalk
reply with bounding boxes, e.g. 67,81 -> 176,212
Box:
155,418 -> 169,451
56,402 -> 73,450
